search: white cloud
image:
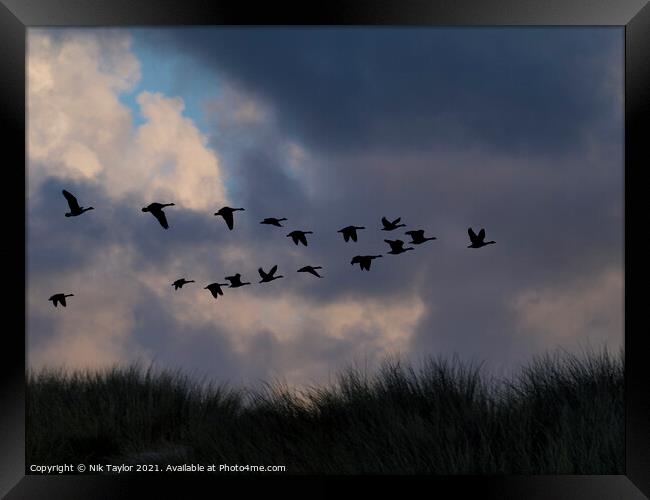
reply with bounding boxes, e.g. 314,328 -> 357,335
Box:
133,248 -> 427,384
127,91 -> 227,210
28,29 -> 228,211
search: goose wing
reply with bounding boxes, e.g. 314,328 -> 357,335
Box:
468,228 -> 479,244
478,228 -> 486,241
62,190 -> 81,211
392,217 -> 401,224
350,230 -> 358,242
298,233 -> 308,246
269,265 -> 278,276
384,239 -> 398,251
381,216 -> 390,228
60,296 -> 67,307
221,210 -> 234,230
151,209 -> 169,229
298,266 -> 316,276
258,268 -> 267,279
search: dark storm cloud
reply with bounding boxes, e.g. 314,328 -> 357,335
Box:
137,27 -> 621,157
170,24 -> 623,300
169,26 -> 622,373
205,118 -> 622,311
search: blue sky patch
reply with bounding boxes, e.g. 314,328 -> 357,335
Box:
118,29 -> 221,133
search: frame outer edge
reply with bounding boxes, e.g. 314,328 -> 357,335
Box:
0,1 -> 26,499
0,0 -> 648,26
0,0 -> 647,497
625,1 -> 650,497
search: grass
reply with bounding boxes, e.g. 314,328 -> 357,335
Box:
26,348 -> 624,474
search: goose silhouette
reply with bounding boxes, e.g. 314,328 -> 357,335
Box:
384,239 -> 414,255
351,255 -> 382,271
381,216 -> 406,231
214,206 -> 245,230
62,190 -> 94,217
287,230 -> 313,246
49,293 -> 74,308
468,228 -> 496,248
224,273 -> 251,288
142,202 -> 175,229
204,282 -> 229,299
297,265 -> 323,278
337,225 -> 365,242
405,229 -> 437,245
172,278 -> 195,290
259,265 -> 283,283
260,217 -> 287,227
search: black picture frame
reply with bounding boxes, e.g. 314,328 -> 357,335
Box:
1,1 -> 648,497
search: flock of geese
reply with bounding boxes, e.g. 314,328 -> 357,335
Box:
47,189 -> 496,308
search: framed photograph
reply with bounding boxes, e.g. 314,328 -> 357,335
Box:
2,0 -> 648,497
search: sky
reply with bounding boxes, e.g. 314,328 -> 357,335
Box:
26,27 -> 624,386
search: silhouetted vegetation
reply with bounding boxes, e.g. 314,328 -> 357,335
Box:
26,348 -> 623,474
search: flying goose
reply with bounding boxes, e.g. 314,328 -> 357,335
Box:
260,217 -> 287,227
172,278 -> 195,290
467,228 -> 496,248
224,273 -> 251,288
287,230 -> 313,246
259,265 -> 284,283
62,190 -> 94,217
204,282 -> 229,299
384,239 -> 414,255
381,216 -> 406,231
297,265 -> 323,278
337,225 -> 365,242
351,255 -> 382,271
214,206 -> 245,230
405,229 -> 437,245
49,293 -> 74,308
142,202 -> 175,229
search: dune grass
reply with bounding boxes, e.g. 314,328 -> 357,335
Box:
26,348 -> 624,474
